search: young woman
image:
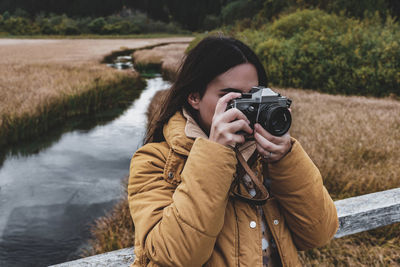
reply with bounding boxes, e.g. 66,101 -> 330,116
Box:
128,36 -> 338,267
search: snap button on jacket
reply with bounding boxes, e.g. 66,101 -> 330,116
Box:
128,111 -> 338,267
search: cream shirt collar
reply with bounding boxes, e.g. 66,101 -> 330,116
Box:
182,108 -> 256,161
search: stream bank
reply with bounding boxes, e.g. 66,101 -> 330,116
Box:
82,42 -> 190,257
0,73 -> 146,152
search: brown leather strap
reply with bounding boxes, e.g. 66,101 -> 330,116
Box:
236,149 -> 258,181
232,148 -> 270,205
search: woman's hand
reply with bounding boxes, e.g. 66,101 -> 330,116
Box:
209,93 -> 253,147
254,123 -> 292,163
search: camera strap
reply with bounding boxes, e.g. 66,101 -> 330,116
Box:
232,148 -> 270,205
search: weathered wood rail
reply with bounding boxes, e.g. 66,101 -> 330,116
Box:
51,187 -> 400,267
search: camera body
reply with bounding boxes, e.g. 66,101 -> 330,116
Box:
228,87 -> 292,136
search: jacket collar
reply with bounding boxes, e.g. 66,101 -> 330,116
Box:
163,109 -> 256,160
162,110 -> 194,156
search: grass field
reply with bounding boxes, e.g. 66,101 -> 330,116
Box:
0,37 -> 193,147
86,85 -> 400,266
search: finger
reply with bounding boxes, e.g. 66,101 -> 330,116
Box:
231,134 -> 246,145
227,119 -> 253,135
254,131 -> 280,152
223,133 -> 245,147
254,123 -> 281,144
256,144 -> 269,157
222,108 -> 249,123
256,144 -> 277,161
214,92 -> 242,115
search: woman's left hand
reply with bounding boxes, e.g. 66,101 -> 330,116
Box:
254,123 -> 292,163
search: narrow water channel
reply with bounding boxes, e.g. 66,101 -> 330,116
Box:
0,77 -> 170,267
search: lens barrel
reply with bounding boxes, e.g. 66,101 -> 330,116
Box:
259,104 -> 291,136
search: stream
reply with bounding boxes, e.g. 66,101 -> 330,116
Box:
0,77 -> 170,267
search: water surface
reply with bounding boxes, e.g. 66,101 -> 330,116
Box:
0,77 -> 170,266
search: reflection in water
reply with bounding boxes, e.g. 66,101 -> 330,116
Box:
107,55 -> 134,70
0,107 -> 129,168
0,200 -> 116,267
0,77 -> 170,267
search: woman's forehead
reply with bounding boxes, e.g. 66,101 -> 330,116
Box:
209,63 -> 258,92
208,63 -> 258,93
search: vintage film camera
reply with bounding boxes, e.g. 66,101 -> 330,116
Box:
228,87 -> 292,136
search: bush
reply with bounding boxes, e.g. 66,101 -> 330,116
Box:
88,17 -> 106,34
52,15 -> 80,35
37,18 -> 56,34
102,21 -> 140,35
3,16 -> 39,35
2,11 -> 10,21
238,9 -> 400,97
259,0 -> 398,22
0,8 -> 187,36
75,17 -> 92,34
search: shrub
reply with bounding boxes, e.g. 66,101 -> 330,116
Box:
238,9 -> 400,97
3,16 -> 39,35
102,21 -> 140,35
259,0 -> 398,22
0,8 -> 188,36
52,15 -> 80,35
88,17 -> 106,34
75,17 -> 92,34
2,11 -> 10,21
38,18 -> 56,34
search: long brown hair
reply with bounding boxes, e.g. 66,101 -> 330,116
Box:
144,35 -> 268,144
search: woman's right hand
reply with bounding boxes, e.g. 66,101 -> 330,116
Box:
209,92 -> 253,148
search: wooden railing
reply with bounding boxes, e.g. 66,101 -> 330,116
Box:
51,187 -> 400,267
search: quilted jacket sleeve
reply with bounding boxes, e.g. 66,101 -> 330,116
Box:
128,137 -> 237,267
268,138 -> 339,250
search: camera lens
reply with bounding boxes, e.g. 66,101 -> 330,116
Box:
259,105 -> 291,136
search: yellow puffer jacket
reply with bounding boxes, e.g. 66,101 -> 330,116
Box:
128,111 -> 338,267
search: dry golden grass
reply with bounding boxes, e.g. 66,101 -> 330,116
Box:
278,87 -> 400,266
83,198 -> 134,256
280,88 -> 400,199
86,85 -> 400,265
0,62 -> 118,118
132,43 -> 187,81
0,37 -> 193,144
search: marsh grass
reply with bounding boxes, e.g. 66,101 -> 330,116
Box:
278,88 -> 400,266
132,43 -> 187,81
0,60 -> 145,147
281,88 -> 400,199
85,85 -> 400,265
0,72 -> 145,147
0,38 -> 192,147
